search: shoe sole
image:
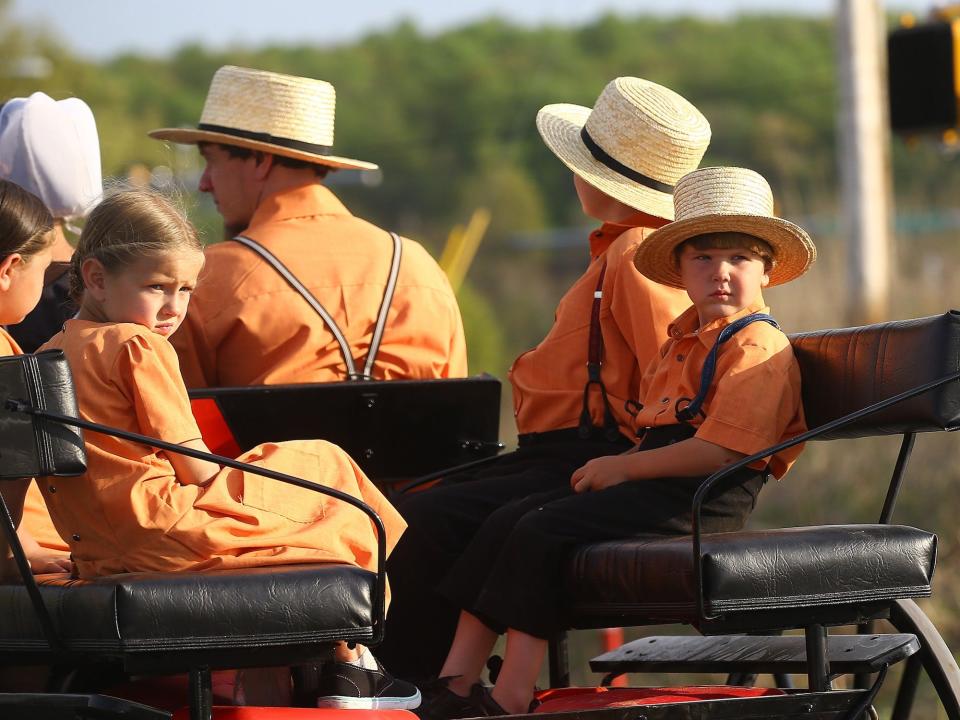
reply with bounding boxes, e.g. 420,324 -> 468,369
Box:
317,688 -> 422,711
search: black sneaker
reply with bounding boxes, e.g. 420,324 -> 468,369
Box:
415,677 -> 476,720
315,659 -> 422,710
417,680 -> 537,720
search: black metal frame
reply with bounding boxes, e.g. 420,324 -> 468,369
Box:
0,401 -> 389,720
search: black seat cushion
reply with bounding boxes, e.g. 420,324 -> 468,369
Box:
566,525 -> 936,626
0,563 -> 374,656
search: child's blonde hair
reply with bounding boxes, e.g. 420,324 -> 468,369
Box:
0,179 -> 54,261
69,188 -> 202,303
674,232 -> 776,272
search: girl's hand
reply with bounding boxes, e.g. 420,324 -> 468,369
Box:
570,456 -> 635,493
28,554 -> 74,575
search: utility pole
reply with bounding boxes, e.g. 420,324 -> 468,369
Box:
837,0 -> 893,324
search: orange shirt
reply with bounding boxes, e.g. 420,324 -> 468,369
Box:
171,182 -> 467,387
40,320 -> 406,577
509,220 -> 691,438
634,302 -> 806,479
0,327 -> 70,554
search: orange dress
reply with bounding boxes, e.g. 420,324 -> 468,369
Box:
39,319 -> 406,578
171,183 -> 467,387
0,327 -> 70,554
509,220 -> 690,439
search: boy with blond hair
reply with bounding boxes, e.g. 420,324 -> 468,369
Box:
416,166 -> 815,720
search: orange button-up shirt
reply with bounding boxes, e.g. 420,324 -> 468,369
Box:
509,220 -> 691,438
172,182 -> 467,387
40,320 -> 405,577
0,327 -> 70,553
634,302 -> 806,479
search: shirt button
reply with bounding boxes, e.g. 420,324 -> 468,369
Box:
71,534 -> 81,542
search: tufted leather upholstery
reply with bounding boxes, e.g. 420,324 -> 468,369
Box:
566,525 -> 936,630
0,563 -> 374,669
791,311 -> 960,438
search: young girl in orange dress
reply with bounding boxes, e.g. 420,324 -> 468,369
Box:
28,187 -> 417,709
0,179 -> 74,574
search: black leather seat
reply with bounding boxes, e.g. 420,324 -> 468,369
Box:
567,524 -> 936,627
0,564 -> 374,670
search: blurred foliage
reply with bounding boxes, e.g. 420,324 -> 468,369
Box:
4,3 -> 960,707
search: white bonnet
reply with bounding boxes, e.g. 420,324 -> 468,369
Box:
0,92 -> 102,219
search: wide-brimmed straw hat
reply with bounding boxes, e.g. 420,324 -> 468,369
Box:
536,77 -> 711,220
633,167 -> 817,288
149,66 -> 377,171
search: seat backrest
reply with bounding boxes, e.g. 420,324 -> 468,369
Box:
789,310 -> 960,440
0,351 -> 85,480
189,375 -> 502,479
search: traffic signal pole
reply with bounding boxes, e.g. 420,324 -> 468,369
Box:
837,0 -> 893,324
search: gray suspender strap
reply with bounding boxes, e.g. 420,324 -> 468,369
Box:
366,231 -> 403,379
232,232 -> 403,381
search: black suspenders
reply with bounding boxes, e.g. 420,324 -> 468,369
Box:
577,261 -> 622,441
232,232 -> 403,381
674,312 -> 780,423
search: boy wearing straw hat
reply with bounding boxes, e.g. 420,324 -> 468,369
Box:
380,77 -> 706,680
150,65 -> 466,387
412,166 -> 813,720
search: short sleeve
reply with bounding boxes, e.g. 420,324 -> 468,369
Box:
114,333 -> 203,445
695,330 -> 803,459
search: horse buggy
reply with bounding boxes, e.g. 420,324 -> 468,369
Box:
1,310 -> 959,720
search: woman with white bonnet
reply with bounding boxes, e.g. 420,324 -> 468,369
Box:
0,91 -> 101,573
0,91 -> 102,351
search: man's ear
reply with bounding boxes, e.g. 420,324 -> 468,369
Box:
0,254 -> 23,293
252,151 -> 275,181
81,258 -> 109,302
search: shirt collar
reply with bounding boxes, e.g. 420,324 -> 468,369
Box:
667,299 -> 770,349
248,182 -> 352,230
588,212 -> 657,258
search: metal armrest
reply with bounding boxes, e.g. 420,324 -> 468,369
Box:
690,369 -> 960,623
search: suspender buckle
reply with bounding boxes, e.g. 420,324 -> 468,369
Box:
586,361 -> 602,383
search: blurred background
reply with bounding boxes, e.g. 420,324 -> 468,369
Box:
3,0 -> 959,713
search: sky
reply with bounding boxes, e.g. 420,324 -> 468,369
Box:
10,0 -> 937,59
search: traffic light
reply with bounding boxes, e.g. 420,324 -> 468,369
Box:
888,19 -> 958,134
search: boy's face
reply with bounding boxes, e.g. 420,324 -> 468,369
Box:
678,242 -> 770,325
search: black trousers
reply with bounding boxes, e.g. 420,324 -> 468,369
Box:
378,426 -> 763,679
378,430 -> 632,680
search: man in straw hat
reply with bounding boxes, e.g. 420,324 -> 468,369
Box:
410,166 -> 814,720
379,77 -> 708,682
150,65 -> 466,388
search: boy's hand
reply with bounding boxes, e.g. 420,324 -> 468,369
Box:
570,456 -> 634,493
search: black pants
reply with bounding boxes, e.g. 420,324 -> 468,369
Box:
378,430 -> 631,680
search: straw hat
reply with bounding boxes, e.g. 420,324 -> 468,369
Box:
633,167 -> 817,288
0,92 -> 102,219
150,66 -> 377,171
536,77 -> 711,220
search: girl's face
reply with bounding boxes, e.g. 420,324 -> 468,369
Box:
0,244 -> 53,326
88,249 -> 204,338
